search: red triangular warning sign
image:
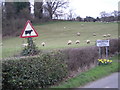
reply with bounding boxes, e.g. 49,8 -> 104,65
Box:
20,20 -> 38,38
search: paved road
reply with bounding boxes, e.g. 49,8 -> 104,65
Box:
82,72 -> 119,88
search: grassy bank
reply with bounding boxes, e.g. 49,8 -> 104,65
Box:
51,54 -> 119,88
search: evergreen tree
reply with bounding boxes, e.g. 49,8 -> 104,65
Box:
34,2 -> 43,19
14,2 -> 30,14
21,38 -> 40,56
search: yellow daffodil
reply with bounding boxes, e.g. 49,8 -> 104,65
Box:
104,59 -> 107,62
98,59 -> 112,65
109,60 -> 112,62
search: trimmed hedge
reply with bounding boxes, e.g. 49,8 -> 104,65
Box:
109,39 -> 119,54
62,46 -> 98,71
2,51 -> 68,89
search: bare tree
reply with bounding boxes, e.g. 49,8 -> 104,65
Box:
100,11 -> 110,22
67,8 -> 76,20
43,0 -> 69,19
67,9 -> 73,20
100,11 -> 109,18
112,10 -> 118,17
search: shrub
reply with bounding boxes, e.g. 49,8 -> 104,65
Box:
2,18 -> 26,37
62,46 -> 99,71
2,51 -> 68,89
109,39 -> 119,54
21,38 -> 40,56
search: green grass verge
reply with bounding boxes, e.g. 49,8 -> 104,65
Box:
51,55 -> 119,88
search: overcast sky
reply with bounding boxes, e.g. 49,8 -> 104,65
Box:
69,0 -> 119,18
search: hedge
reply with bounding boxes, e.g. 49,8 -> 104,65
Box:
2,51 -> 68,89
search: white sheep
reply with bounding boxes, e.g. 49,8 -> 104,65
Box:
75,40 -> 80,44
77,32 -> 80,36
107,34 -> 111,37
33,41 -> 35,43
86,40 -> 90,44
41,42 -> 45,46
22,43 -> 28,47
93,32 -> 96,36
81,24 -> 84,27
0,43 -> 3,46
67,40 -> 72,45
103,35 -> 107,37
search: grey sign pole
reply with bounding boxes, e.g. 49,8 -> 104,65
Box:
106,46 -> 108,58
99,47 -> 101,58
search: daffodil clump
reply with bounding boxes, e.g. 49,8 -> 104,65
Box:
98,59 -> 112,65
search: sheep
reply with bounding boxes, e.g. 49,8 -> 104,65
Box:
0,43 -> 3,46
41,42 -> 45,46
103,35 -> 107,37
22,43 -> 28,47
64,27 -> 66,29
77,32 -> 80,36
107,34 -> 111,37
81,24 -> 84,27
67,40 -> 72,45
86,40 -> 90,44
75,40 -> 80,44
93,32 -> 96,36
33,41 -> 35,43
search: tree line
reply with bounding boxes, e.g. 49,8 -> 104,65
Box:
74,11 -> 120,22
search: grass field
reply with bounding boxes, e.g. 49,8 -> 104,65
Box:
2,21 -> 118,58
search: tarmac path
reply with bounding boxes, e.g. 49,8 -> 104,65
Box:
81,72 -> 119,88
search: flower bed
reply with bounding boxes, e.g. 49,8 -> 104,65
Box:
98,59 -> 112,65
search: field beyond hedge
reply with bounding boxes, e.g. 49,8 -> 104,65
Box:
2,21 -> 118,58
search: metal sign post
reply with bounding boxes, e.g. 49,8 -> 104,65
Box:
106,46 -> 108,58
20,20 -> 39,56
99,47 -> 102,58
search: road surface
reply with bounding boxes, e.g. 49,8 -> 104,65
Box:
81,72 -> 119,88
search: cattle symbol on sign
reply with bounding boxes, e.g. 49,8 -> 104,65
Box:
20,20 -> 38,38
25,30 -> 33,35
